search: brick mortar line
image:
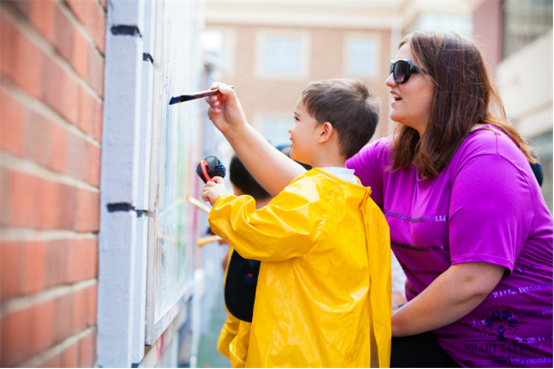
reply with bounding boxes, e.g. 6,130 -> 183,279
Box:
0,152 -> 101,193
57,0 -> 107,57
0,279 -> 97,315
17,325 -> 97,368
1,3 -> 105,103
1,79 -> 102,148
95,0 -> 107,12
0,228 -> 98,241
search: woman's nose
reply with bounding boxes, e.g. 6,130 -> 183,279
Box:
385,73 -> 397,87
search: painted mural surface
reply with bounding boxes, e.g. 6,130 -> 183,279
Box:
147,1 -> 203,343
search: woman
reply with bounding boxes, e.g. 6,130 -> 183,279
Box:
205,31 -> 552,368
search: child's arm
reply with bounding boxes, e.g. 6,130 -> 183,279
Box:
206,82 -> 306,196
208,179 -> 320,262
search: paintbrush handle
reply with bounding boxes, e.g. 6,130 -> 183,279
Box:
197,235 -> 222,248
185,195 -> 211,214
170,86 -> 234,105
191,85 -> 234,99
192,89 -> 224,99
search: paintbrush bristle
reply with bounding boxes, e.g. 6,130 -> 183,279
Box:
169,96 -> 182,105
169,95 -> 195,105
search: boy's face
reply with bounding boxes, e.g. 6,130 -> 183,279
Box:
289,98 -> 320,166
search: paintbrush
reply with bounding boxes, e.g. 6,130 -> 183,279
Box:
185,195 -> 211,214
197,235 -> 222,248
169,86 -> 234,105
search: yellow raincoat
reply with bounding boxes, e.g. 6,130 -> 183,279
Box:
217,247 -> 252,368
209,168 -> 391,368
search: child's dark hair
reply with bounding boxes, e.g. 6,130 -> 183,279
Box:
301,79 -> 380,159
230,155 -> 271,200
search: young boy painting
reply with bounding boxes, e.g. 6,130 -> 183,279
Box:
202,79 -> 391,368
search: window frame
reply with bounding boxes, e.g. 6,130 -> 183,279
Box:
255,29 -> 311,80
343,33 -> 381,80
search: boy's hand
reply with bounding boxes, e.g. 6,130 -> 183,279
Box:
206,82 -> 248,137
202,176 -> 227,205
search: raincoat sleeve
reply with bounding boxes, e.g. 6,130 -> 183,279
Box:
364,197 -> 392,368
217,248 -> 238,359
208,177 -> 322,262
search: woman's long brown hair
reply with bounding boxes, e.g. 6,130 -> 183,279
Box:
392,30 -> 536,178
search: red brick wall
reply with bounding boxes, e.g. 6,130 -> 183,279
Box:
0,0 -> 106,367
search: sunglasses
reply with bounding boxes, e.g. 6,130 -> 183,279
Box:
389,59 -> 429,84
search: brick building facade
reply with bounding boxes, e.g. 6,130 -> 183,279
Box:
0,0 -> 106,366
472,0 -> 553,211
204,1 -> 476,147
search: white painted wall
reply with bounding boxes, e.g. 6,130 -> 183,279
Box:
98,0 -> 226,367
98,1 -> 144,366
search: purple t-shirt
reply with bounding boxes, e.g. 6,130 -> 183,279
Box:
347,126 -> 553,367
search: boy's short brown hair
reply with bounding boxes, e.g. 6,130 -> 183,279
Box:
301,79 -> 380,159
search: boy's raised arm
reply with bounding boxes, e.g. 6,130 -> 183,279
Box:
206,82 -> 306,196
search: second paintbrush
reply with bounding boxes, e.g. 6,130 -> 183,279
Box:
169,86 -> 234,105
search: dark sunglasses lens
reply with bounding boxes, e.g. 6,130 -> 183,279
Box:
393,60 -> 409,83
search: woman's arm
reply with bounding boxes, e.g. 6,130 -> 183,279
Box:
391,262 -> 504,337
206,83 -> 306,196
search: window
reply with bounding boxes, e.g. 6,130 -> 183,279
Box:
203,30 -> 224,58
411,14 -> 473,36
256,31 -> 310,79
203,28 -> 235,77
344,34 -> 380,79
503,0 -> 553,57
347,39 -> 377,77
263,36 -> 302,73
259,115 -> 293,147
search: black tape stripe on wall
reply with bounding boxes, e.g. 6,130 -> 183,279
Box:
111,25 -> 142,37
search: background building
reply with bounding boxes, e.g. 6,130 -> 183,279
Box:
204,0 -> 475,147
204,0 -> 552,208
472,0 -> 553,211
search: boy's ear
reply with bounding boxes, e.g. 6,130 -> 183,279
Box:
318,122 -> 334,144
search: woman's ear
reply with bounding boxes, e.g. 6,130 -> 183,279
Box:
318,122 -> 334,144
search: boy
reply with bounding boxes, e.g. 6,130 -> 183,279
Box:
217,154 -> 272,367
203,79 -> 391,367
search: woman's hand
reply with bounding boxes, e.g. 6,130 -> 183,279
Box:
202,177 -> 227,205
206,82 -> 248,138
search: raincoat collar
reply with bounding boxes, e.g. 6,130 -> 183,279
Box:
307,167 -> 370,193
